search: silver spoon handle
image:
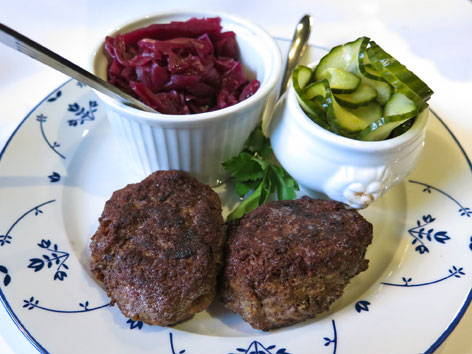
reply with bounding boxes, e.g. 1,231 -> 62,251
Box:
0,23 -> 157,113
279,15 -> 312,97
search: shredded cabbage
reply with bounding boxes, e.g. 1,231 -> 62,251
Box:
104,17 -> 260,114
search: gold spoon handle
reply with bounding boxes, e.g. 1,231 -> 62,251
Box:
279,14 -> 312,97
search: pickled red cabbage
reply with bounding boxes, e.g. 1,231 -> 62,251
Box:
104,17 -> 260,114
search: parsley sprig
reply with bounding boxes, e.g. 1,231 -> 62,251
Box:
222,125 -> 299,221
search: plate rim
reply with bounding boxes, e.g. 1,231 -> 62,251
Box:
1,65 -> 472,354
423,108 -> 472,353
0,79 -> 74,354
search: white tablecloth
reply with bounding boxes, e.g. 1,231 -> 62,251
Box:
1,1 -> 471,352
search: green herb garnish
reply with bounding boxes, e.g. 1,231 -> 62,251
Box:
222,125 -> 299,221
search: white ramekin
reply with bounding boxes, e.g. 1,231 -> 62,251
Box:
269,80 -> 428,209
91,10 -> 282,185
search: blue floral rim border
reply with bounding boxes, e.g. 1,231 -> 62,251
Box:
0,79 -> 73,354
423,108 -> 472,354
1,77 -> 472,353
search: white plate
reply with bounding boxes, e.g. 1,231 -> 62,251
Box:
1,41 -> 472,354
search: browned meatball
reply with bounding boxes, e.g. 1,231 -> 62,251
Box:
220,196 -> 373,331
90,170 -> 225,326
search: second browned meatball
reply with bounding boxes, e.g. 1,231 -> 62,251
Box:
220,197 -> 373,331
90,170 -> 225,326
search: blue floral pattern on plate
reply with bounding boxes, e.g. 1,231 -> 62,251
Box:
36,113 -> 66,159
409,214 -> 450,254
67,101 -> 98,126
0,266 -> 11,287
323,320 -> 338,354
382,266 -> 465,287
229,340 -> 291,354
355,300 -> 370,313
22,297 -> 109,313
0,200 -> 56,247
27,239 -> 70,281
1,43 -> 472,354
410,180 -> 472,217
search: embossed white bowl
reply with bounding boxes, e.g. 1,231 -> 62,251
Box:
269,83 -> 428,208
91,10 -> 281,185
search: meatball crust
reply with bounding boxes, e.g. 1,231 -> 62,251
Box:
90,170 -> 224,326
220,197 -> 373,331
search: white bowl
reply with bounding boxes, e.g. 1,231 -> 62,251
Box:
91,10 -> 282,185
269,83 -> 428,209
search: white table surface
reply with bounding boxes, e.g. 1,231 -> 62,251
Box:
1,1 -> 471,353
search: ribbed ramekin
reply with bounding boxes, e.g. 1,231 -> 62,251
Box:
91,10 -> 282,185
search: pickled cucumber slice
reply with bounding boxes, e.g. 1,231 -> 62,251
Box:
304,80 -> 369,134
315,37 -> 392,105
292,65 -> 313,93
292,76 -> 329,129
316,67 -> 361,94
291,37 -> 431,141
366,41 -> 433,112
384,92 -> 418,119
357,93 -> 418,141
335,83 -> 377,108
358,40 -> 384,81
345,101 -> 382,126
314,37 -> 367,79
